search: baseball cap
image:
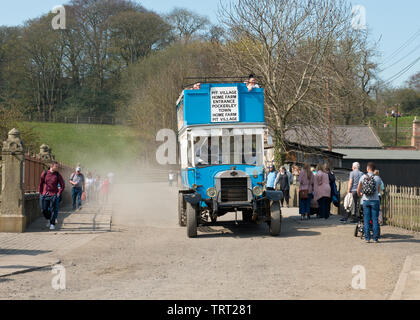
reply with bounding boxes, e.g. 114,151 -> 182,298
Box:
76,167 -> 81,171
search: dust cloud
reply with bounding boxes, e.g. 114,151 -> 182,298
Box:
92,163 -> 179,229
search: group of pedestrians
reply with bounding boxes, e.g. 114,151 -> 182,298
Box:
265,164 -> 294,207
84,171 -> 112,203
295,160 -> 384,243
39,163 -> 113,231
298,162 -> 338,220
342,162 -> 384,243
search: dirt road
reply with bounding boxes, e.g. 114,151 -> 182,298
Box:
1,182 -> 420,299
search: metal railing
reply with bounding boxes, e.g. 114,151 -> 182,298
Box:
24,152 -> 74,194
26,115 -> 122,125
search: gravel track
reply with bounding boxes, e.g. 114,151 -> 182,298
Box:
1,182 -> 420,300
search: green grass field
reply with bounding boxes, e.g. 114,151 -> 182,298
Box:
20,122 -> 144,172
370,116 -> 415,146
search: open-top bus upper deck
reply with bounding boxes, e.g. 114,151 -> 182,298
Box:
177,82 -> 265,133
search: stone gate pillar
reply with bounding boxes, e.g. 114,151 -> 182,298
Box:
0,128 -> 26,232
39,144 -> 55,169
411,117 -> 420,150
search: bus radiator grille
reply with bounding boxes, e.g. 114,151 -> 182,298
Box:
220,178 -> 248,202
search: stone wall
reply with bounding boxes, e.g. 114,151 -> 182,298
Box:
24,193 -> 42,227
23,190 -> 72,229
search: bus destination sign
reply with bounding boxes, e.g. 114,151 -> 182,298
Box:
210,86 -> 239,123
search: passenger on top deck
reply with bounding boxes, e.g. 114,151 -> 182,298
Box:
185,83 -> 201,90
245,74 -> 260,92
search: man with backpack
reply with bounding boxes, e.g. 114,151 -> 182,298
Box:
341,162 -> 363,223
70,167 -> 85,210
357,162 -> 382,243
39,161 -> 65,230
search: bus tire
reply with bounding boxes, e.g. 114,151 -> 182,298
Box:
242,210 -> 253,222
269,201 -> 281,236
178,193 -> 186,227
186,202 -> 197,238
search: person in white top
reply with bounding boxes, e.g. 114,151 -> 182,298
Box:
245,74 -> 260,91
85,172 -> 94,202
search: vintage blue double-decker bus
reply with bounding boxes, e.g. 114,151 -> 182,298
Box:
177,77 -> 283,238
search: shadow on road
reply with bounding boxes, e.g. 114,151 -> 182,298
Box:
0,249 -> 52,256
195,216 -> 321,239
378,233 -> 420,244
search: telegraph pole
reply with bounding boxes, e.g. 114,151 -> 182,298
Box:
395,104 -> 399,146
326,78 -> 332,151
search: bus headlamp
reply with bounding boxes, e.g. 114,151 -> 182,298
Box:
253,186 -> 263,197
207,187 -> 217,198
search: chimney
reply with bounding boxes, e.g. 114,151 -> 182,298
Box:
411,117 -> 420,150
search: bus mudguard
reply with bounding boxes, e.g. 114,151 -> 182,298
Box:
265,190 -> 283,201
183,193 -> 202,205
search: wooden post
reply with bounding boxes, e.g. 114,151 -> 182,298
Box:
390,185 -> 394,227
326,78 -> 332,151
410,187 -> 413,232
398,186 -> 401,228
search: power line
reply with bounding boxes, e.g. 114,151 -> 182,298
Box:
380,28 -> 420,66
380,42 -> 420,72
380,55 -> 420,87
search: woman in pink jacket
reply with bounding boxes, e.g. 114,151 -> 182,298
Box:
298,163 -> 314,220
314,164 -> 331,219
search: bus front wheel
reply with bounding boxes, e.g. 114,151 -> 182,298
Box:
269,201 -> 281,236
178,193 -> 187,227
186,202 -> 198,238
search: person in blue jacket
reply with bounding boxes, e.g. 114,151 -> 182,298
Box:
266,164 -> 278,191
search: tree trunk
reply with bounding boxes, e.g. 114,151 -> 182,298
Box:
273,129 -> 286,169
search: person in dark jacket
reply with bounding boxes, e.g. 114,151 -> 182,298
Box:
275,166 -> 290,207
324,163 -> 336,216
39,161 -> 65,230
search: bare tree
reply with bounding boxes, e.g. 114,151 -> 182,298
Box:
22,15 -> 65,121
317,32 -> 378,125
119,42 -> 222,157
70,0 -> 138,91
166,8 -> 210,44
219,0 -> 365,165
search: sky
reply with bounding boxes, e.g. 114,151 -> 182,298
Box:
0,0 -> 419,88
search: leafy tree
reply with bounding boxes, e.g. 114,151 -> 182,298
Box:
393,89 -> 420,114
408,72 -> 420,92
0,27 -> 31,112
109,11 -> 172,66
